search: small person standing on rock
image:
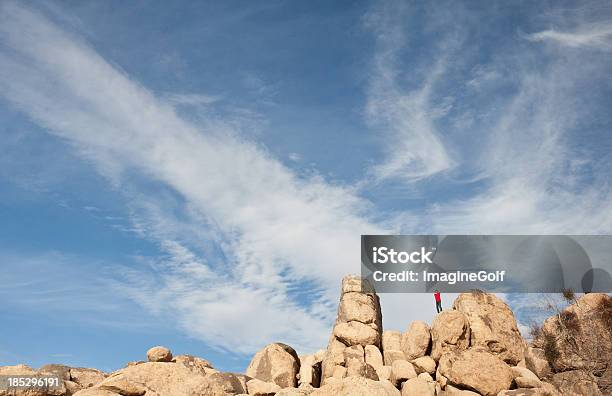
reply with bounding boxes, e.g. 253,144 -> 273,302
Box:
434,289 -> 442,313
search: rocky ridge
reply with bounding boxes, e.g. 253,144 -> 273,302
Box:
1,275 -> 610,396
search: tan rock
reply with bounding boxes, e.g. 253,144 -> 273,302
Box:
400,321 -> 431,360
375,365 -> 392,381
146,345 -> 173,362
339,292 -> 378,324
401,377 -> 434,396
379,379 -> 402,396
276,387 -> 314,396
438,349 -> 513,396
537,293 -> 612,374
204,367 -> 219,375
73,390 -> 120,396
38,364 -> 71,381
382,331 -> 402,351
172,354 -> 213,375
443,384 -> 481,395
343,345 -> 364,363
383,349 -> 405,366
332,365 -> 347,380
298,354 -> 321,387
551,370 -> 602,396
523,347 -> 551,380
430,310 -> 470,362
333,321 -> 380,347
497,387 -> 561,396
511,366 -> 542,388
390,360 -> 417,387
65,380 -> 83,394
453,291 -> 525,365
341,275 -> 375,294
246,343 -> 299,388
83,362 -> 243,396
515,376 -> 543,389
311,376 -> 400,396
435,366 -> 447,388
511,366 -> 539,380
364,345 -> 383,369
246,378 -> 281,396
411,356 -> 436,375
345,358 -> 379,380
97,377 -> 146,396
206,371 -> 251,394
233,374 -> 252,394
70,367 -> 107,388
321,338 -> 346,381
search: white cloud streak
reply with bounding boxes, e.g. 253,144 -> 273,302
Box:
364,1 -> 454,182
527,23 -> 612,51
0,2 -> 387,354
429,59 -> 612,234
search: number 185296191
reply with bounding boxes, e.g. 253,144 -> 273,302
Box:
0,375 -> 61,390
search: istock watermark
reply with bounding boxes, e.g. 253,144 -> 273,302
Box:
361,235 -> 612,293
372,246 -> 435,264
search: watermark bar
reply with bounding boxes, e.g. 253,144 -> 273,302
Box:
0,375 -> 62,391
361,235 -> 612,293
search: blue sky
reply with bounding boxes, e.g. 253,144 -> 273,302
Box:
1,0 -> 612,373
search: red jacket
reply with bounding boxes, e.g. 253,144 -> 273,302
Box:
434,292 -> 441,302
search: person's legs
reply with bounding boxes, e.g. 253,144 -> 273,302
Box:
436,301 -> 442,313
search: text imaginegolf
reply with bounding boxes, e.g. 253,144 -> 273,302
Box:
372,270 -> 507,285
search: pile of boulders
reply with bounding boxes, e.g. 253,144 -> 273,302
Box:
239,276 -> 561,396
0,363 -> 106,396
2,275 -> 609,395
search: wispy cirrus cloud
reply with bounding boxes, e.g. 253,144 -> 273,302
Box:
527,23 -> 612,51
165,93 -> 219,108
363,1 -> 455,183
0,1 -> 386,354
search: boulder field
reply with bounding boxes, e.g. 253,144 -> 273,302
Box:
1,275 -> 610,395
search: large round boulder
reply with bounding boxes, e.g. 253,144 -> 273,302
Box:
339,292 -> 378,325
333,321 -> 380,347
430,310 -> 470,361
453,292 -> 525,365
364,345 -> 383,370
438,349 -> 514,396
400,321 -> 431,360
245,343 -> 300,388
146,346 -> 173,362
